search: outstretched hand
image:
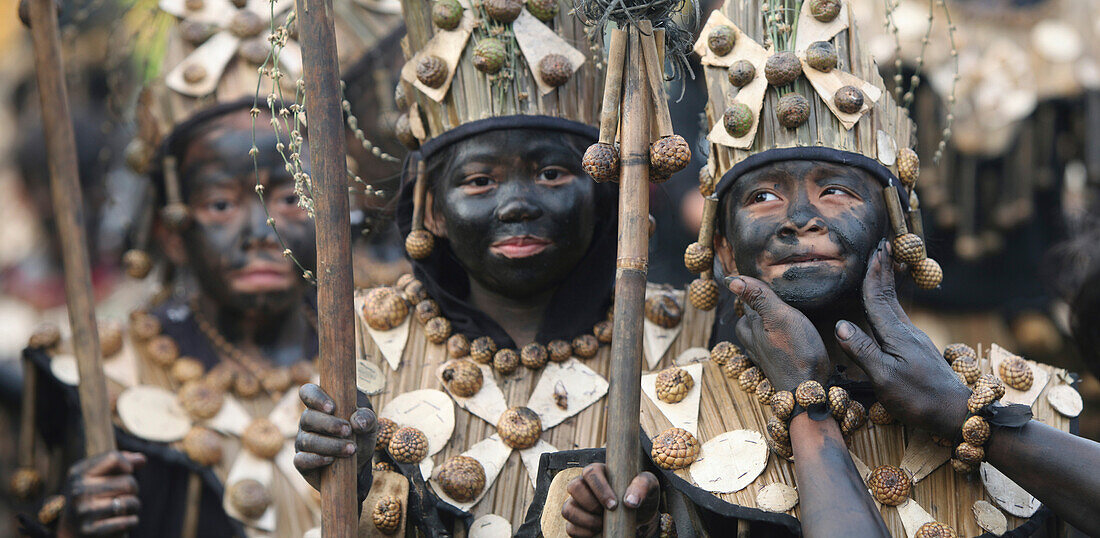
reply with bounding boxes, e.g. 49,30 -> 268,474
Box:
293,383 -> 378,491
60,451 -> 146,537
728,276 -> 831,392
834,240 -> 970,437
561,463 -> 659,538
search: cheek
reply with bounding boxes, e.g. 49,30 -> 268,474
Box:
184,223 -> 236,272
729,214 -> 779,276
442,191 -> 496,236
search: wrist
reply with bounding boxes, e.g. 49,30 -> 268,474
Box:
932,384 -> 972,438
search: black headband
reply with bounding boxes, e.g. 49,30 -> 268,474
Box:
412,115 -> 600,165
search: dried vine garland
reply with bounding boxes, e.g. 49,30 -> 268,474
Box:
572,0 -> 699,82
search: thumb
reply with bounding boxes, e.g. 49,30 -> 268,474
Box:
726,276 -> 781,317
835,320 -> 891,381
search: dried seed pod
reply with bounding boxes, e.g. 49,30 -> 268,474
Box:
765,52 -> 802,87
473,37 -> 507,74
975,373 -> 1006,400
290,361 -> 314,385
493,348 -> 520,374
548,339 -> 572,362
470,336 -> 497,364
234,374 -> 261,398
553,381 -> 569,409
951,357 -> 980,385
593,320 -> 613,344
794,380 -> 826,407
930,434 -> 954,448
688,278 -> 719,311
425,317 -> 453,345
659,513 -> 676,538
756,379 -> 775,405
394,83 -> 408,111
242,418 -> 284,459
179,381 -> 225,420
396,274 -> 415,288
943,343 -> 977,362
182,426 -> 223,466
804,41 -> 837,72
897,148 -> 920,186
910,258 -> 943,290
37,494 -> 65,526
826,386 -> 851,419
228,479 -> 271,519
583,142 -> 620,183
724,102 -> 755,137
683,242 -> 714,273
841,400 -> 867,435
99,322 -> 124,357
833,85 -> 864,114
442,359 -> 483,397
999,357 -> 1034,391
389,427 -> 430,463
436,455 -> 486,502
123,249 -> 153,279
967,385 -> 997,413
768,438 -> 795,461
698,166 -> 715,196
447,334 -> 471,358
373,461 -> 393,472
498,407 -> 542,449
650,135 -> 692,177
396,113 -> 419,150
205,363 -> 237,392
538,54 -> 573,87
645,293 -> 683,329
171,357 -> 206,385
707,25 -> 736,56
724,355 -> 753,379
570,334 -> 598,359
405,229 -> 435,260
709,341 -> 741,366
525,0 -> 559,21
484,0 -> 522,22
261,368 -> 292,394
376,417 -> 398,451
766,414 -> 790,444
728,60 -> 756,87
867,465 -> 911,506
954,442 -> 985,464
893,233 -> 925,265
949,457 -> 976,474
650,427 -> 700,470
962,415 -> 990,445
404,280 -> 428,307
416,55 -> 448,88
771,391 -> 795,421
738,366 -> 765,393
777,93 -> 810,128
914,521 -> 958,538
521,342 -> 549,369
809,0 -> 841,22
28,323 -> 62,349
130,312 -> 162,341
431,0 -> 464,30
9,468 -> 42,501
868,402 -> 894,425
414,300 -> 441,324
146,335 -> 180,367
363,287 -> 409,331
655,367 -> 695,403
372,495 -> 403,534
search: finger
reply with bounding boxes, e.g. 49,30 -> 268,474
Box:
299,383 -> 335,413
80,515 -> 140,536
70,475 -> 139,498
70,451 -> 132,479
300,409 -> 353,438
75,494 -> 140,520
121,452 -> 146,471
293,452 -> 335,471
862,244 -> 913,338
623,472 -> 659,509
565,521 -> 601,538
562,499 -> 603,535
727,275 -> 783,317
565,476 -> 602,513
835,320 -> 892,381
351,408 -> 379,468
295,432 -> 356,458
581,463 -> 618,510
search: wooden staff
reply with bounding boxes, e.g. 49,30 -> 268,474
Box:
604,22 -> 651,537
21,0 -> 115,458
295,0 -> 359,535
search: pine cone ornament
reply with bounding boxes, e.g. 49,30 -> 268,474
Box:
373,495 -> 403,535
771,391 -> 796,421
738,366 -> 765,393
833,85 -> 865,114
707,25 -> 736,56
910,258 -> 943,290
493,348 -> 520,374
683,242 -> 714,273
955,442 -> 984,464
915,522 -> 958,538
484,0 -> 522,22
650,135 -> 691,177
425,317 -> 453,345
794,380 -> 826,407
999,357 -> 1034,391
710,341 -> 742,366
416,55 -> 448,88
766,414 -> 790,445
396,274 -> 416,288
146,335 -> 180,367
645,293 -> 683,328
583,142 -> 620,183
897,148 -> 920,187
37,495 -> 65,526
436,455 -> 486,502
10,468 -> 42,501
828,386 -> 851,420
404,280 -> 428,307
182,426 -> 224,466
572,334 -> 599,359
171,358 -> 206,385
768,438 -> 795,461
728,60 -> 756,87
498,407 -> 542,449
364,287 -> 409,331
777,93 -> 810,128
431,0 -> 464,30
951,357 -> 980,385
179,381 -> 225,420
943,343 -> 976,362
228,479 -> 271,519
447,334 -> 471,358
688,278 -> 719,310
975,373 -> 1006,400
242,418 -> 284,459
650,427 -> 700,470
442,359 -> 484,397
867,465 -> 911,506
698,166 -> 715,196
470,336 -> 497,364
659,513 -> 676,538
261,369 -> 291,394
394,83 -> 408,111
414,300 -> 441,324
389,427 -> 430,463
525,0 -> 558,21
99,322 -> 124,357
765,52 -> 802,87
521,342 -> 549,369
473,38 -> 507,74
376,417 -> 398,451
950,457 -> 976,474
841,400 -> 867,435
756,379 -> 775,405
809,0 -> 841,22
548,339 -> 572,362
962,415 -> 990,445
893,233 -> 925,265
868,402 -> 894,425
204,363 -> 237,392
967,385 -> 997,413
804,41 -> 837,72
28,324 -> 61,349
593,320 -> 613,344
655,367 -> 695,403
290,361 -> 314,385
373,461 -> 393,472
130,312 -> 162,341
234,374 -> 262,399
395,113 -> 419,150
723,355 -> 753,379
405,229 -> 435,259
538,54 -> 573,88
724,102 -> 755,137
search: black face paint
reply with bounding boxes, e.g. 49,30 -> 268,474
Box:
176,110 -> 316,316
720,160 -> 887,312
429,129 -> 596,300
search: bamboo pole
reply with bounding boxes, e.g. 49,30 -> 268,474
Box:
22,0 -> 115,458
604,23 -> 651,538
295,0 -> 358,535
598,29 -> 628,145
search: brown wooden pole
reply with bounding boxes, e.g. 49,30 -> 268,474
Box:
295,0 -> 358,535
604,23 -> 651,538
22,0 -> 115,458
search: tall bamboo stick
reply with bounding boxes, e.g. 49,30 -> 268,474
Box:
22,0 -> 115,458
604,22 -> 651,538
295,0 -> 358,535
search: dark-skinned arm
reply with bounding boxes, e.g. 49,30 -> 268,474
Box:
729,277 -> 889,538
836,241 -> 1100,535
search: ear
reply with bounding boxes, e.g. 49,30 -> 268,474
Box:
423,190 -> 446,237
154,219 -> 188,266
714,234 -> 738,276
